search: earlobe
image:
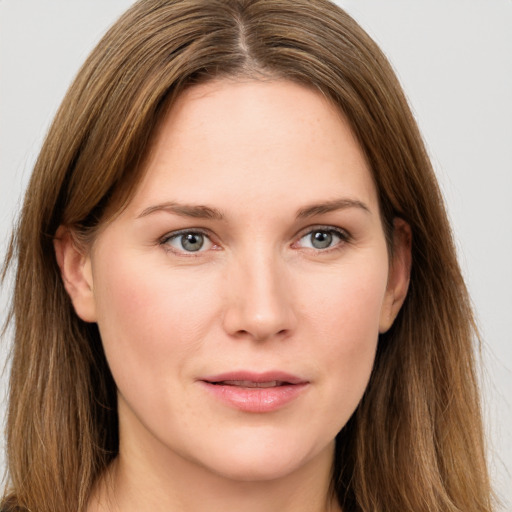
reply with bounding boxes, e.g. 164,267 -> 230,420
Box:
379,218 -> 412,333
54,226 -> 97,323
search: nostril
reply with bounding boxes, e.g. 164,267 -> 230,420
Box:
221,272 -> 297,341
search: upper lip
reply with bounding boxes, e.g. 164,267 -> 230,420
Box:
200,371 -> 308,386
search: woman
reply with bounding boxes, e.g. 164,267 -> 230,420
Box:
1,0 -> 494,510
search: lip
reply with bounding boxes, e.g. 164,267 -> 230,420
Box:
199,371 -> 309,413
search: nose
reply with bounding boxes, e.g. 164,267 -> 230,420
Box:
222,251 -> 297,342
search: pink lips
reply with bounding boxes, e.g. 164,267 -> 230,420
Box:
200,371 -> 309,413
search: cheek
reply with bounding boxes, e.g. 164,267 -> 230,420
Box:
304,257 -> 388,348
299,258 -> 388,419
90,250 -> 222,385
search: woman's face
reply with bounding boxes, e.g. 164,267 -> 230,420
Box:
63,79 -> 409,483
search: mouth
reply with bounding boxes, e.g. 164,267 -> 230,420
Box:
210,380 -> 293,388
199,371 -> 309,413
201,370 -> 307,388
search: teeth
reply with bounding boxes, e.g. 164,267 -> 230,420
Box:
219,380 -> 284,388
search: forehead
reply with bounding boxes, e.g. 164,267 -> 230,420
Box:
127,79 -> 378,216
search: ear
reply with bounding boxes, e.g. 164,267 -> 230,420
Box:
54,226 -> 97,322
379,218 -> 412,333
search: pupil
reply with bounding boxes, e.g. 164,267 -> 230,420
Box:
312,231 -> 332,249
181,233 -> 204,252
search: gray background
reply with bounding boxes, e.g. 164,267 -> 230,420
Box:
0,0 -> 510,508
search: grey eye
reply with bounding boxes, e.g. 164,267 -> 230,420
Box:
180,233 -> 204,251
298,229 -> 345,250
165,231 -> 213,253
310,230 -> 333,249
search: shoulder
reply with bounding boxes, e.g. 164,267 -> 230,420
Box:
0,497 -> 29,512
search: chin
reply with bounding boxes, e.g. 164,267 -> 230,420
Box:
214,457 -> 301,482
191,433 -> 334,483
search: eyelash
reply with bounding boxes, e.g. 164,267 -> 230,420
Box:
159,225 -> 351,255
159,229 -> 216,256
294,225 -> 351,252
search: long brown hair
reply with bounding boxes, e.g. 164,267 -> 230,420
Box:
2,0 -> 493,510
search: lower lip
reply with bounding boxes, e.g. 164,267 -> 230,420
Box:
200,382 -> 308,413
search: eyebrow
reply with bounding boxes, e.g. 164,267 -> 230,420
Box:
137,202 -> 225,220
296,198 -> 371,218
137,197 -> 370,221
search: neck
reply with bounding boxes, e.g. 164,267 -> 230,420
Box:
87,397 -> 342,512
88,437 -> 340,512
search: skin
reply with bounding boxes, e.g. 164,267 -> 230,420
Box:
56,79 -> 411,512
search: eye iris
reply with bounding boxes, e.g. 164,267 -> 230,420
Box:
181,233 -> 204,252
311,230 -> 332,249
